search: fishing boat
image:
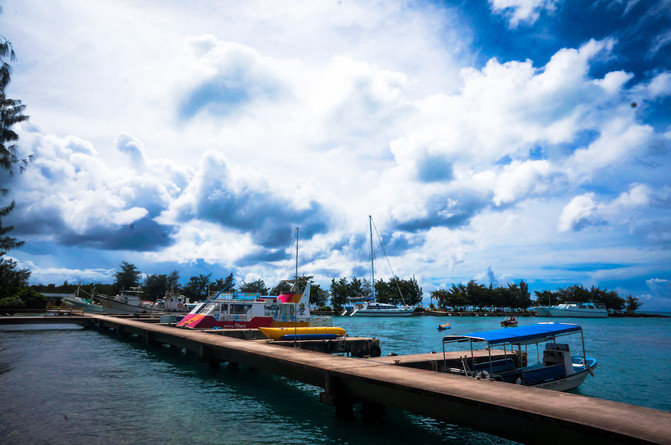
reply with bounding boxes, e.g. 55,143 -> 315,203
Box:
62,295 -> 103,313
442,323 -> 596,392
437,323 -> 451,331
96,288 -> 166,315
259,326 -> 346,340
548,302 -> 608,318
500,316 -> 518,327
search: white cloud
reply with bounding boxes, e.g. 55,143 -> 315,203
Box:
558,193 -> 604,232
489,0 -> 558,27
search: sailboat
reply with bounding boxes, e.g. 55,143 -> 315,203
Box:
348,216 -> 414,317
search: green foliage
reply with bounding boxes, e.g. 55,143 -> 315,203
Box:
182,274 -> 211,300
625,295 -> 642,313
0,256 -> 29,298
143,273 -> 170,301
532,285 -> 625,311
239,279 -> 269,295
211,273 -> 235,293
0,296 -> 23,310
432,280 -> 531,311
329,277 -> 349,311
114,262 -> 141,292
1,36 -> 30,178
15,288 -> 47,308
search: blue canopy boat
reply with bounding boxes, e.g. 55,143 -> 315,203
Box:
442,322 -> 596,391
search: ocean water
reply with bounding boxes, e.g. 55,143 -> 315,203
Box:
0,315 -> 669,444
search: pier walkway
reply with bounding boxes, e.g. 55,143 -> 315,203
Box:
2,313 -> 670,443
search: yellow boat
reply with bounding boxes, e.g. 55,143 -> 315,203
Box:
259,326 -> 346,340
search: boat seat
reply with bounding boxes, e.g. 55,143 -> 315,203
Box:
472,358 -> 516,374
522,364 -> 566,385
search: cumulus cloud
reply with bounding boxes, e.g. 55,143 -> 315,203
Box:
558,193 -> 605,232
489,0 -> 558,27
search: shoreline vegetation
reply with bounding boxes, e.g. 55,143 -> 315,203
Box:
1,262 -> 647,316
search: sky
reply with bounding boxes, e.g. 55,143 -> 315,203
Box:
1,0 -> 670,310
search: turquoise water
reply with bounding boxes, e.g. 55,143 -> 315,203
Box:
0,315 -> 669,443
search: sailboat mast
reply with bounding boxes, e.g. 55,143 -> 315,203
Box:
295,227 -> 299,280
369,215 -> 375,300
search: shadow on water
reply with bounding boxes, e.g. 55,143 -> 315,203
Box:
95,326 -> 516,444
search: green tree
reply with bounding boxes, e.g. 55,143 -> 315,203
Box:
182,274 -> 212,300
114,262 -> 142,292
625,295 -> 642,313
15,288 -> 47,309
143,273 -> 169,301
0,256 -> 29,298
239,279 -> 269,295
329,277 -> 349,311
212,273 -> 235,293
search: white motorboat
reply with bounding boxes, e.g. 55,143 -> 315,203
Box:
548,302 -> 608,318
534,306 -> 551,317
350,301 -> 414,317
62,295 -> 103,313
442,322 -> 597,392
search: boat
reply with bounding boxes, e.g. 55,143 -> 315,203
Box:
500,316 -> 518,327
348,216 -> 414,317
177,281 -> 328,329
548,302 -> 608,318
437,323 -> 451,331
96,288 -> 167,314
441,322 -> 597,392
534,306 -> 551,317
62,295 -> 103,313
259,326 -> 346,340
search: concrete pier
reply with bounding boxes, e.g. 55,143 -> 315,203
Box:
2,313 -> 670,443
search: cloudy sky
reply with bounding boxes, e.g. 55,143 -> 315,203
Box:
1,0 -> 670,309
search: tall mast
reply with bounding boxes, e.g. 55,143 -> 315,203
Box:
369,215 -> 375,300
295,227 -> 299,280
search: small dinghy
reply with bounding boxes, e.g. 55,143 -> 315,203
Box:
501,316 -> 518,327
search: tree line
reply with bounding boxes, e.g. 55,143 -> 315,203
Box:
329,276 -> 423,310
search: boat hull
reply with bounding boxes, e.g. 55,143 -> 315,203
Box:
63,297 -> 103,313
534,360 -> 597,391
547,308 -> 608,318
351,309 -> 414,317
97,296 -> 164,315
534,306 -> 551,317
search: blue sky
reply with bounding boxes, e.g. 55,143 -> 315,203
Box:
1,0 -> 670,309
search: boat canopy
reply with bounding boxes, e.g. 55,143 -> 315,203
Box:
213,292 -> 262,301
442,322 -> 582,346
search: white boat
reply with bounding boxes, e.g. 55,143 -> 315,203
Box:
442,322 -> 597,392
177,283 -> 332,329
534,306 -> 551,317
62,295 -> 103,313
96,288 -> 165,314
548,302 -> 608,318
350,301 -> 414,317
348,216 -> 415,317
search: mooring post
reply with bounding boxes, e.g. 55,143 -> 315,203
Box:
320,373 -> 354,419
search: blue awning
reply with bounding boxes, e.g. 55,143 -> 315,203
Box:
442,323 -> 582,345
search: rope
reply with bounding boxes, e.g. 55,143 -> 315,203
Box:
371,218 -> 406,305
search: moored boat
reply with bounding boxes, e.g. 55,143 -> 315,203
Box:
177,283 -> 318,329
96,288 -> 166,314
350,302 -> 414,317
442,322 -> 596,392
500,316 -> 518,327
548,302 -> 608,318
62,295 -> 103,313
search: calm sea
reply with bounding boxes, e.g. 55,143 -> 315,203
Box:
1,315 -> 669,444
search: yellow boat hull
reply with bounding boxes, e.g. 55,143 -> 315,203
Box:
259,326 -> 346,340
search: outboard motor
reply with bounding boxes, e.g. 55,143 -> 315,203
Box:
543,343 -> 574,376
